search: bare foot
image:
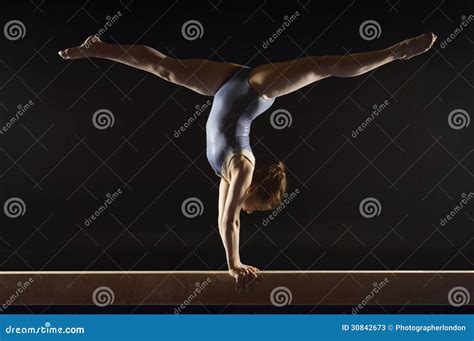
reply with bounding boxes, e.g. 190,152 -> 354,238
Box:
391,33 -> 437,60
58,35 -> 103,60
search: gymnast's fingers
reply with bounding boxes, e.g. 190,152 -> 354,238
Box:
234,274 -> 242,292
247,268 -> 258,279
244,273 -> 253,293
248,267 -> 259,275
239,273 -> 247,293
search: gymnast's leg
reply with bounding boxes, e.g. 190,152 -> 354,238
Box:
249,33 -> 437,99
58,36 -> 241,96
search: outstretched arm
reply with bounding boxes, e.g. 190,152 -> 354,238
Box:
218,156 -> 259,291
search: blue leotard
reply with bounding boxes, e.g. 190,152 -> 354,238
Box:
206,67 -> 275,179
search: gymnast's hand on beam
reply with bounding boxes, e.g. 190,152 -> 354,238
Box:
229,264 -> 259,293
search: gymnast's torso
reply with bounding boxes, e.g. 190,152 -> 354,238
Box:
206,67 -> 275,181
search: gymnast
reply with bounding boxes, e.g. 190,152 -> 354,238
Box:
59,32 -> 436,290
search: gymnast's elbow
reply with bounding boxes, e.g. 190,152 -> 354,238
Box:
221,216 -> 239,232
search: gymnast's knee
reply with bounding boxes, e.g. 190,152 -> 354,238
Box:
248,74 -> 278,99
149,57 -> 175,82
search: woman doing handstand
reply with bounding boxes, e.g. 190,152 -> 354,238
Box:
59,32 -> 437,290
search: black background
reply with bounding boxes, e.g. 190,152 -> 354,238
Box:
0,0 -> 473,271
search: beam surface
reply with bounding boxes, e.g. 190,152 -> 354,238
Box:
0,271 -> 472,306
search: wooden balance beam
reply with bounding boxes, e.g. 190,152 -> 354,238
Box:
0,271 -> 472,307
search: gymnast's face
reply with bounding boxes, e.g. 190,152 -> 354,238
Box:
242,162 -> 287,214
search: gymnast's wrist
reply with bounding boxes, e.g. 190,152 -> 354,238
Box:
228,259 -> 242,270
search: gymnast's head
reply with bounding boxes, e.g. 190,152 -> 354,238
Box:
243,161 -> 287,213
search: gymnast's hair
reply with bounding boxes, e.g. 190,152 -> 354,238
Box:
248,161 -> 287,209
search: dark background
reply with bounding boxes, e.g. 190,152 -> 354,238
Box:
0,0 -> 472,271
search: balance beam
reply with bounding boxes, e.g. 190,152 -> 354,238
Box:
0,271 -> 472,306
